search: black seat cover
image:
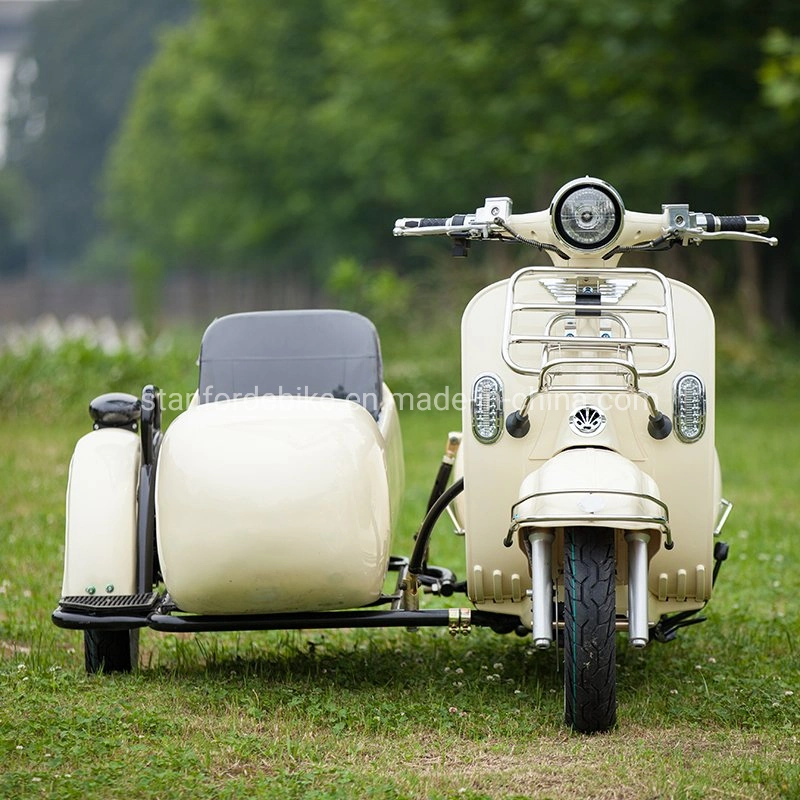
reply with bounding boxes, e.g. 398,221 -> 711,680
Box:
197,310 -> 383,419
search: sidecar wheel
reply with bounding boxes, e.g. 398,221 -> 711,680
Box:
563,526 -> 616,733
84,629 -> 139,674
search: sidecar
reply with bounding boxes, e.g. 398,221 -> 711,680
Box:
54,310 -> 408,670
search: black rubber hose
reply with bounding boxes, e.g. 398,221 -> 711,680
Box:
425,461 -> 454,513
409,478 -> 464,574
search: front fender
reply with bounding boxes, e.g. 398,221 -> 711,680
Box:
513,448 -> 668,536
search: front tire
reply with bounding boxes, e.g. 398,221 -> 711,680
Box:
84,629 -> 139,674
563,526 -> 617,733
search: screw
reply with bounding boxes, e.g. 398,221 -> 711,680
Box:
86,586 -> 96,595
105,584 -> 114,593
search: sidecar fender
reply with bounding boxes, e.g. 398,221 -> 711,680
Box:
62,428 -> 140,597
514,448 -> 666,535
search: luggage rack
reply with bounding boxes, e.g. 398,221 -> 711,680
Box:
501,267 -> 676,393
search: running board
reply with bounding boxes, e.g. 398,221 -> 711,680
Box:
58,592 -> 160,616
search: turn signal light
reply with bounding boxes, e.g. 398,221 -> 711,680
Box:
471,373 -> 503,444
673,372 -> 706,442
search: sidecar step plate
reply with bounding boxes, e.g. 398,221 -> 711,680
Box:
59,592 -> 160,616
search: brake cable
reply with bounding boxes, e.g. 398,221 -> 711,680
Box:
492,217 -> 569,260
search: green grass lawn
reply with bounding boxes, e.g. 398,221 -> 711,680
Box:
1,342 -> 799,798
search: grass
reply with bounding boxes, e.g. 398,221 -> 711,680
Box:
1,334 -> 799,799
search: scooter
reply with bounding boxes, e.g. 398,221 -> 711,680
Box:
53,177 -> 776,733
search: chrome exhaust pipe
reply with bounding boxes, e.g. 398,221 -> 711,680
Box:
626,531 -> 650,648
528,530 -> 554,649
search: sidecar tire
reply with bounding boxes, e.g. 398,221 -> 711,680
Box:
563,527 -> 616,733
84,629 -> 139,674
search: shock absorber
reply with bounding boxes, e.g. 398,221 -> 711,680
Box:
626,531 -> 650,648
528,530 -> 555,649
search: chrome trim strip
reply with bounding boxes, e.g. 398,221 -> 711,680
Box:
507,488 -> 672,548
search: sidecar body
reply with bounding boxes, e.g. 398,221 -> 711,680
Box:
56,310 -> 404,626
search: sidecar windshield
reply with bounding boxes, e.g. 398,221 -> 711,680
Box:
197,309 -> 383,419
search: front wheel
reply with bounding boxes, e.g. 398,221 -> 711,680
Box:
563,526 -> 617,733
84,629 -> 139,674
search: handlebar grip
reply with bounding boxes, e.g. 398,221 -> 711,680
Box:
699,213 -> 770,233
402,216 -> 469,229
404,218 -> 448,229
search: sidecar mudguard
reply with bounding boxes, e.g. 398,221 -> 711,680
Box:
62,428 -> 141,597
514,448 -> 667,536
155,391 -> 401,615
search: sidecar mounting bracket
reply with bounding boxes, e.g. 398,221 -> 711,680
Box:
448,607 -> 472,637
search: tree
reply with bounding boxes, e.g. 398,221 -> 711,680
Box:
106,0 -> 341,273
106,0 -> 800,325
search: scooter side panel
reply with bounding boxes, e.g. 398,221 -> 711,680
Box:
155,395 -> 393,614
62,428 -> 140,597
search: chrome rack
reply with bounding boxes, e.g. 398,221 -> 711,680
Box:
501,267 -> 676,393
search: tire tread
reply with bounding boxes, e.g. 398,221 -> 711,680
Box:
563,526 -> 617,733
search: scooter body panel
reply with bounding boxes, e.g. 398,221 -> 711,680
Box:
460,271 -> 719,624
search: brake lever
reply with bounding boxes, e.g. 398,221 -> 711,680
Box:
675,228 -> 779,247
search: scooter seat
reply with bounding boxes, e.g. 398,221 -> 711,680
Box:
197,309 -> 383,419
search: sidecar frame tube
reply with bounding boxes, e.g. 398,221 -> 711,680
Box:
53,607 -> 519,634
52,608 -> 150,631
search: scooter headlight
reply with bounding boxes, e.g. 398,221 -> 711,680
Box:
551,178 -> 624,251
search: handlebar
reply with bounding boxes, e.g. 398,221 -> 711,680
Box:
393,186 -> 778,256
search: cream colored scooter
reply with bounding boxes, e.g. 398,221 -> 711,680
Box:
394,177 -> 776,731
53,177 -> 775,735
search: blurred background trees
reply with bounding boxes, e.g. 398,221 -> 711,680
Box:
3,0 -> 192,274
2,0 -> 800,330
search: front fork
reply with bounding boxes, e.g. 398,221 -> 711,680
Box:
528,529 -> 651,649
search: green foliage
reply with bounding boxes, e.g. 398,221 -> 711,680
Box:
100,0 -> 800,327
106,0 -> 341,271
0,333 -> 198,423
325,258 -> 412,329
761,28 -> 800,117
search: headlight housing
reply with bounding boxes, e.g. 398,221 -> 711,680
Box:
551,178 -> 624,251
